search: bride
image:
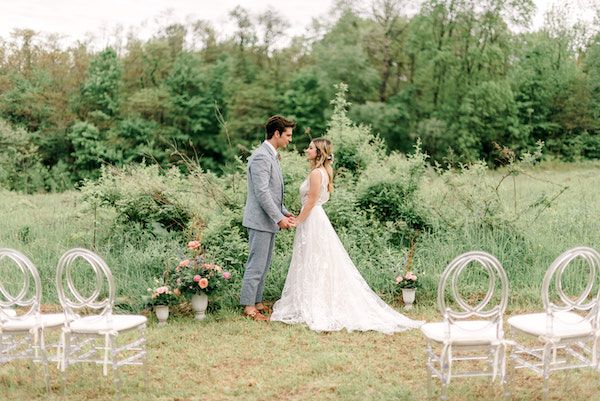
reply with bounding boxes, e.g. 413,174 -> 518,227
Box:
270,138 -> 423,333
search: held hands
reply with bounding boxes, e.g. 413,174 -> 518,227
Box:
278,214 -> 297,230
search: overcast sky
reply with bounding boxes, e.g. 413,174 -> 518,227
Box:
0,0 -> 596,46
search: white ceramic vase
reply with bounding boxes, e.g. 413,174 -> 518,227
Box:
191,292 -> 208,320
154,305 -> 169,325
402,288 -> 416,310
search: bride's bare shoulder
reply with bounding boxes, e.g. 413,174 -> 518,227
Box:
308,168 -> 323,182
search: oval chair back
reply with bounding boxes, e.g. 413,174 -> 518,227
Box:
438,251 -> 509,325
0,248 -> 42,320
541,246 -> 600,330
56,248 -> 115,319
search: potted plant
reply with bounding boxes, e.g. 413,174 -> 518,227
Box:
146,282 -> 179,325
173,240 -> 231,320
396,240 -> 420,309
395,271 -> 420,309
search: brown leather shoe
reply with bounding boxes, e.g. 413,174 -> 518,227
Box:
242,309 -> 269,321
256,304 -> 272,315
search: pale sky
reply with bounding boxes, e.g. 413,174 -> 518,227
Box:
0,0 -> 596,46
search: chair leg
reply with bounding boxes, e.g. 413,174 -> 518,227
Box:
37,329 -> 50,393
425,346 -> 434,400
61,332 -> 71,398
502,346 -> 513,401
542,342 -> 552,401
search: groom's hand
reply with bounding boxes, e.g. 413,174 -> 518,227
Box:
278,216 -> 294,229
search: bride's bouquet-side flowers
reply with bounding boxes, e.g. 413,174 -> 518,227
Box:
395,271 -> 420,289
173,240 -> 232,296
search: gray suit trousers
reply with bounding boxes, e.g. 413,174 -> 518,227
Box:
240,228 -> 276,306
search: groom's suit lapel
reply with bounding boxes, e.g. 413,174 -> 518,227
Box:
261,142 -> 284,193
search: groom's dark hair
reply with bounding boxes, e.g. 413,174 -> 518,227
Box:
265,115 -> 296,139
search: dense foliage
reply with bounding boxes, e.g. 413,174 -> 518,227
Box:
1,1 -> 600,193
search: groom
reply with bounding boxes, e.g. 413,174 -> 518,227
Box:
241,115 -> 296,321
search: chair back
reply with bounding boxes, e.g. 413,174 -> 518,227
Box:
541,246 -> 600,326
0,248 -> 41,320
56,248 -> 115,318
438,251 -> 509,324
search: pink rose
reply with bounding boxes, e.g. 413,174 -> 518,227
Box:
187,240 -> 201,250
193,275 -> 201,283
222,271 -> 231,280
395,275 -> 403,284
198,278 -> 209,289
156,286 -> 168,294
178,259 -> 190,268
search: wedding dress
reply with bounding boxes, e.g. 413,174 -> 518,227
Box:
271,168 -> 423,334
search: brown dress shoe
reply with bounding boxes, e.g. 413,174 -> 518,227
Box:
256,304 -> 272,315
242,309 -> 269,321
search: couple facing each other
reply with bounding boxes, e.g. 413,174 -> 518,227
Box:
240,115 -> 423,333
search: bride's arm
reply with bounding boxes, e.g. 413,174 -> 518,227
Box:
296,169 -> 323,224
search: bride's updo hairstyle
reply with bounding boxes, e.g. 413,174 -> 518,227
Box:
310,138 -> 334,193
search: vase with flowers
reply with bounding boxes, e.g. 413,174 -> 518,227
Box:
395,240 -> 421,309
146,280 -> 179,325
173,240 -> 232,320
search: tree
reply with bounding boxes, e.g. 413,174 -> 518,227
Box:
75,47 -> 122,120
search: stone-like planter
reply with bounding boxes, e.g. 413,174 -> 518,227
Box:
154,305 -> 169,325
402,288 -> 416,310
191,292 -> 208,320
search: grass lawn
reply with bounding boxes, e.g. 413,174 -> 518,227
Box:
1,308 -> 599,400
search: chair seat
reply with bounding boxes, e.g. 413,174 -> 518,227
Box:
421,320 -> 502,345
1,313 -> 66,331
508,312 -> 593,339
69,314 -> 147,334
1,308 -> 17,318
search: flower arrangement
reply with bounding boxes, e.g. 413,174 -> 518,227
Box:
395,271 -> 420,289
145,281 -> 179,307
173,240 -> 232,297
395,239 -> 420,289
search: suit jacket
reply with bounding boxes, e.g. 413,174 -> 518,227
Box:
242,142 -> 290,233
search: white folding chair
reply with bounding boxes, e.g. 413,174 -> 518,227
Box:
508,246 -> 600,401
0,248 -> 66,390
56,248 -> 147,390
421,251 -> 510,400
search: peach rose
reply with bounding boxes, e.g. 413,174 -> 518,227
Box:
178,259 -> 190,268
187,240 -> 201,250
198,278 -> 209,289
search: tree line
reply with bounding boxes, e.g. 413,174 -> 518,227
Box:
1,0 -> 599,193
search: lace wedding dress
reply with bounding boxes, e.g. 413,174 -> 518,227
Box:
271,168 -> 423,333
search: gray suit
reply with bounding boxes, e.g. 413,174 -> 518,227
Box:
240,142 -> 289,306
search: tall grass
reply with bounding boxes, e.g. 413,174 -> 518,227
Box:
2,162 -> 600,312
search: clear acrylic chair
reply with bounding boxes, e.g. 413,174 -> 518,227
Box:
508,246 -> 600,401
56,248 -> 147,390
420,251 -> 510,400
0,248 -> 66,390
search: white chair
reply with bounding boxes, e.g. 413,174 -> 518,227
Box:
421,251 -> 510,400
0,248 -> 66,390
56,248 -> 147,390
508,246 -> 600,401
